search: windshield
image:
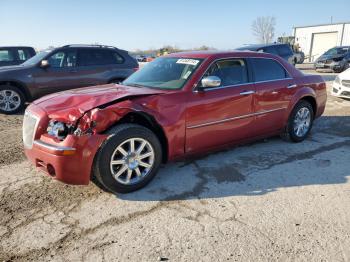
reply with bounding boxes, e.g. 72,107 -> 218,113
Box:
123,57 -> 203,90
22,51 -> 50,66
324,47 -> 349,56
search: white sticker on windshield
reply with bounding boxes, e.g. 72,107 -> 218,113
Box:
176,59 -> 200,66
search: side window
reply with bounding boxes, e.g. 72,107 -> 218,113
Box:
0,49 -> 14,62
111,51 -> 124,64
252,58 -> 289,82
205,59 -> 249,87
78,49 -> 116,66
47,51 -> 77,68
261,47 -> 278,55
277,45 -> 293,56
17,49 -> 30,61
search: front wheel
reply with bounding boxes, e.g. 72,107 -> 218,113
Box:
282,100 -> 314,142
93,124 -> 162,193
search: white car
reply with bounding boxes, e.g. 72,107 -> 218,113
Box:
332,68 -> 350,99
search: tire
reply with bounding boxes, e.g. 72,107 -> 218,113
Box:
0,85 -> 25,114
93,124 -> 162,193
281,100 -> 314,143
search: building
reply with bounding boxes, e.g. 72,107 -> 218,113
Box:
293,22 -> 350,62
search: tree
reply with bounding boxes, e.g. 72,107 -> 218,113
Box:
252,16 -> 276,44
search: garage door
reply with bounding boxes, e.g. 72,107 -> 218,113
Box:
310,32 -> 338,62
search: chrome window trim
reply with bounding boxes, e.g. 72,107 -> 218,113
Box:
193,56 -> 293,93
187,107 -> 286,129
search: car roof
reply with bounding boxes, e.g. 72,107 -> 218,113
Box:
236,43 -> 287,51
0,46 -> 35,49
166,50 -> 278,59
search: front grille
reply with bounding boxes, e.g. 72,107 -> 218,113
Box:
341,91 -> 350,97
23,111 -> 39,149
342,80 -> 350,88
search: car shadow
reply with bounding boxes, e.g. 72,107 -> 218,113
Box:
112,115 -> 350,202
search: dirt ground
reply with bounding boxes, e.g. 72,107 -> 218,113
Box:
0,69 -> 350,261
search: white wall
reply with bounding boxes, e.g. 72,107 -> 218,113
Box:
294,23 -> 350,62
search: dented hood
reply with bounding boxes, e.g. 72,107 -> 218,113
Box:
33,84 -> 166,122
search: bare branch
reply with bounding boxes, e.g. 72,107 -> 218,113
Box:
252,16 -> 276,44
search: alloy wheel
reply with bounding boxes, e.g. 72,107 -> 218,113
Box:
293,107 -> 311,137
0,89 -> 21,112
110,138 -> 155,185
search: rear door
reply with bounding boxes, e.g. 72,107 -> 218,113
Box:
185,58 -> 256,153
250,57 -> 297,135
75,48 -> 118,86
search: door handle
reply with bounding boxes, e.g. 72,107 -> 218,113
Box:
240,90 -> 255,95
287,84 -> 297,89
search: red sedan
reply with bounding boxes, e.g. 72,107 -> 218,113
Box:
23,51 -> 327,193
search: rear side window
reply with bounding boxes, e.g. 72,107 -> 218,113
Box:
0,49 -> 14,62
252,58 -> 289,82
277,45 -> 293,56
260,46 -> 279,55
111,51 -> 124,64
78,49 -> 122,66
205,59 -> 249,87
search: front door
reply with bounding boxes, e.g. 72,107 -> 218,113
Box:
32,49 -> 81,96
185,58 -> 256,153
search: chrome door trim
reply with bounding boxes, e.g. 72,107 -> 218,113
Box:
287,83 -> 297,89
240,90 -> 255,95
187,107 -> 286,129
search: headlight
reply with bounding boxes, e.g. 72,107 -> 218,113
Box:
47,120 -> 69,140
334,76 -> 341,84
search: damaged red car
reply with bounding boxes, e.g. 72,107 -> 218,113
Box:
23,51 -> 327,193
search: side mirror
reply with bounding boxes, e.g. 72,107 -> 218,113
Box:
40,60 -> 50,68
201,76 -> 221,89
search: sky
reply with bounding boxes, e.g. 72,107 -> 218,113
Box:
1,0 -> 349,51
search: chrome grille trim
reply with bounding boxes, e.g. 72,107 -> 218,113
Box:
342,80 -> 350,88
22,111 -> 39,149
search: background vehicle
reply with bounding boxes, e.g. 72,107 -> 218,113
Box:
236,43 -> 297,65
0,44 -> 138,114
23,51 -> 327,194
0,46 -> 36,67
332,68 -> 350,99
314,46 -> 350,73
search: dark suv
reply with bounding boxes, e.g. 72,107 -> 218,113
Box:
0,46 -> 36,67
0,45 -> 139,114
236,43 -> 296,65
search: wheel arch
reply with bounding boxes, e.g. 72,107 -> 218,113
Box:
107,111 -> 169,163
0,80 -> 32,101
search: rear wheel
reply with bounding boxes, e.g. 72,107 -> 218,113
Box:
281,100 -> 314,142
0,85 -> 25,114
93,124 -> 162,193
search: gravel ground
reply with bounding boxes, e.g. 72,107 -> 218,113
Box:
0,69 -> 349,261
